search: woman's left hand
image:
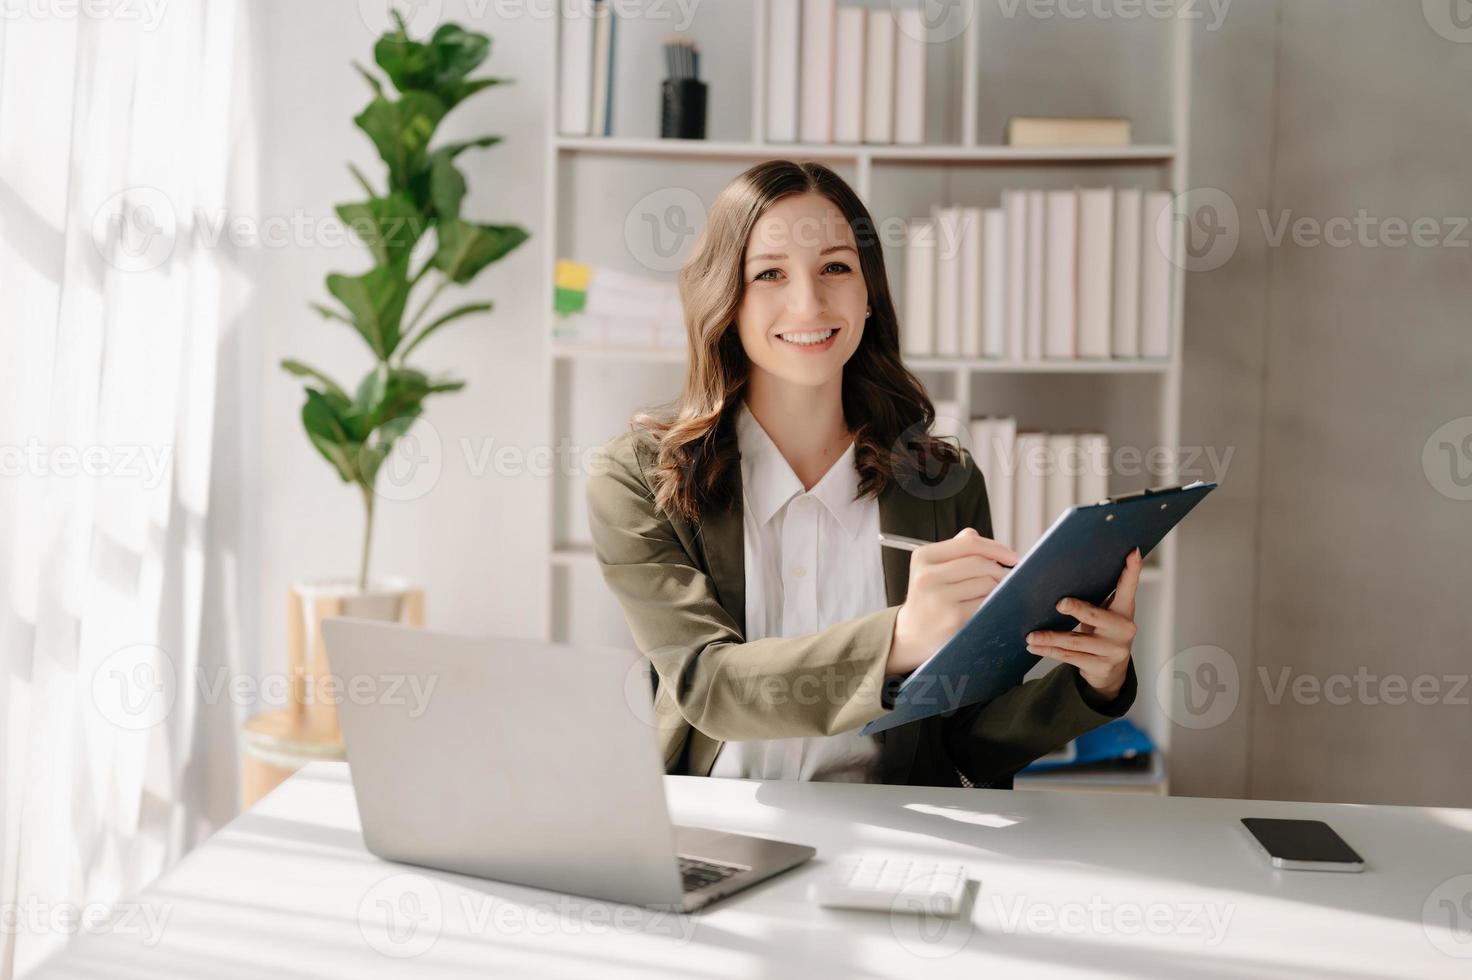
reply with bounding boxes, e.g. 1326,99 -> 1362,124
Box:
1025,547 -> 1143,705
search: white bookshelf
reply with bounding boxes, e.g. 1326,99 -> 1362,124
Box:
556,135 -> 1177,164
541,0 -> 1192,778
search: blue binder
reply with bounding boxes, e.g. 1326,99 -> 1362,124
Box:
1021,717 -> 1156,774
861,481 -> 1217,736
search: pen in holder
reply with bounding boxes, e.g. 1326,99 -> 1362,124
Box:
660,78 -> 707,140
660,35 -> 706,140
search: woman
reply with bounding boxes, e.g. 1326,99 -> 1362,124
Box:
586,160 -> 1141,789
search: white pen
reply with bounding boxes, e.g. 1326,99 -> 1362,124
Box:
878,531 -> 1019,568
876,532 -> 931,552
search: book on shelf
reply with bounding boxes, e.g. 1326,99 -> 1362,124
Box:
969,416 -> 1015,546
771,1 -> 923,145
1140,190 -> 1174,359
959,207 -> 983,358
1044,433 -> 1079,524
900,188 -> 1174,362
1112,187 -> 1143,358
552,260 -> 684,351
892,7 -> 925,144
862,9 -> 894,143
1043,190 -> 1078,359
765,0 -> 801,142
1002,191 -> 1027,360
932,206 -> 963,357
981,208 -> 1006,359
832,7 -> 866,144
930,400 -> 965,443
1007,116 -> 1133,147
901,218 -> 936,357
588,0 -> 616,137
798,0 -> 835,143
1025,190 -> 1045,359
1012,431 -> 1047,554
963,418 -> 1112,555
1076,188 -> 1114,359
558,0 -> 615,137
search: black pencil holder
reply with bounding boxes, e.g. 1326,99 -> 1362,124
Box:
660,78 -> 707,140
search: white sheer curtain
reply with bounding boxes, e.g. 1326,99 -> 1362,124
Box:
0,2 -> 255,976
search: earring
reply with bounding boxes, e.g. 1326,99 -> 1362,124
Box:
865,308 -> 871,317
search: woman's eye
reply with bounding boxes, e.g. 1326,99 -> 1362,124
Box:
754,269 -> 779,282
825,262 -> 852,274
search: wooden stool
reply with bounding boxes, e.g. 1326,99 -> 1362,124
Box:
239,584 -> 424,810
240,708 -> 346,808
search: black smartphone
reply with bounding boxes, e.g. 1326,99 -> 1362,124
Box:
1240,818 -> 1365,872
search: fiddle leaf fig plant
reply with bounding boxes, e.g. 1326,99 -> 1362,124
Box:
283,10 -> 528,590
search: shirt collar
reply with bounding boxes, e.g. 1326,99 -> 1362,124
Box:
735,401 -> 866,540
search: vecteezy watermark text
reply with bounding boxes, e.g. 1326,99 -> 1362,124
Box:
994,0 -> 1233,32
356,872 -> 697,959
0,439 -> 171,489
0,899 -> 172,947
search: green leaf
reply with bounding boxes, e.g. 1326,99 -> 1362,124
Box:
356,406 -> 424,491
427,151 -> 465,220
432,219 -> 529,284
281,359 -> 350,404
354,362 -> 390,416
326,256 -> 413,358
347,163 -> 378,198
356,441 -> 390,490
428,24 -> 490,85
378,411 -> 422,442
353,91 -> 447,189
336,193 -> 427,265
374,29 -> 437,93
301,389 -> 361,484
309,301 -> 356,327
399,301 -> 492,361
374,22 -> 493,109
444,77 -> 509,105
376,367 -> 438,424
434,135 -> 503,159
407,137 -> 502,214
353,60 -> 384,97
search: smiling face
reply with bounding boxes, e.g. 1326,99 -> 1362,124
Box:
735,191 -> 869,389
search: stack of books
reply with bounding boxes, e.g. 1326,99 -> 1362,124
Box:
552,261 -> 685,351
903,189 -> 1175,361
932,404 -> 1111,556
765,0 -> 927,144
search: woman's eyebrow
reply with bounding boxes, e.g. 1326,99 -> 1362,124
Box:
745,244 -> 858,265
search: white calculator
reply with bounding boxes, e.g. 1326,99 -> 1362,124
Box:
808,855 -> 969,916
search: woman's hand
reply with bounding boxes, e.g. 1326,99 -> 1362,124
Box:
1025,547 -> 1143,705
887,528 -> 1018,676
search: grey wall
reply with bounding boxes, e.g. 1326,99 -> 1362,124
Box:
1173,0 -> 1472,806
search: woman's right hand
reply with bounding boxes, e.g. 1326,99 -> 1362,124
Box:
887,528 -> 1019,676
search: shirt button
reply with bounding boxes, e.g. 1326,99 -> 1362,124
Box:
791,566 -> 807,578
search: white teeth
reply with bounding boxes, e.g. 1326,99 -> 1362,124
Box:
779,329 -> 836,346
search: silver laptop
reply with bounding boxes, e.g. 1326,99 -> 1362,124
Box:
321,618 -> 814,912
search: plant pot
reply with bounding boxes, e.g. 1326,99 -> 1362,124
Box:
286,576 -> 424,741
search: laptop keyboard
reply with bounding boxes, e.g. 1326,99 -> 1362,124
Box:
678,855 -> 745,892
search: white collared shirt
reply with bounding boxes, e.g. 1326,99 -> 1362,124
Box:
708,401 -> 888,782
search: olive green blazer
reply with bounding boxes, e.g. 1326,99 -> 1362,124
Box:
585,425 -> 1137,789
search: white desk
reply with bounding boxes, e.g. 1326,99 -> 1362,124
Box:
34,762 -> 1472,979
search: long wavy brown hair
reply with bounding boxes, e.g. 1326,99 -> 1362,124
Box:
632,159 -> 960,525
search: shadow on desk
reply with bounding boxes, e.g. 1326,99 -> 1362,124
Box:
750,777 -> 1472,939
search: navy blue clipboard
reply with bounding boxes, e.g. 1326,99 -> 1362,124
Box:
860,481 -> 1218,736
